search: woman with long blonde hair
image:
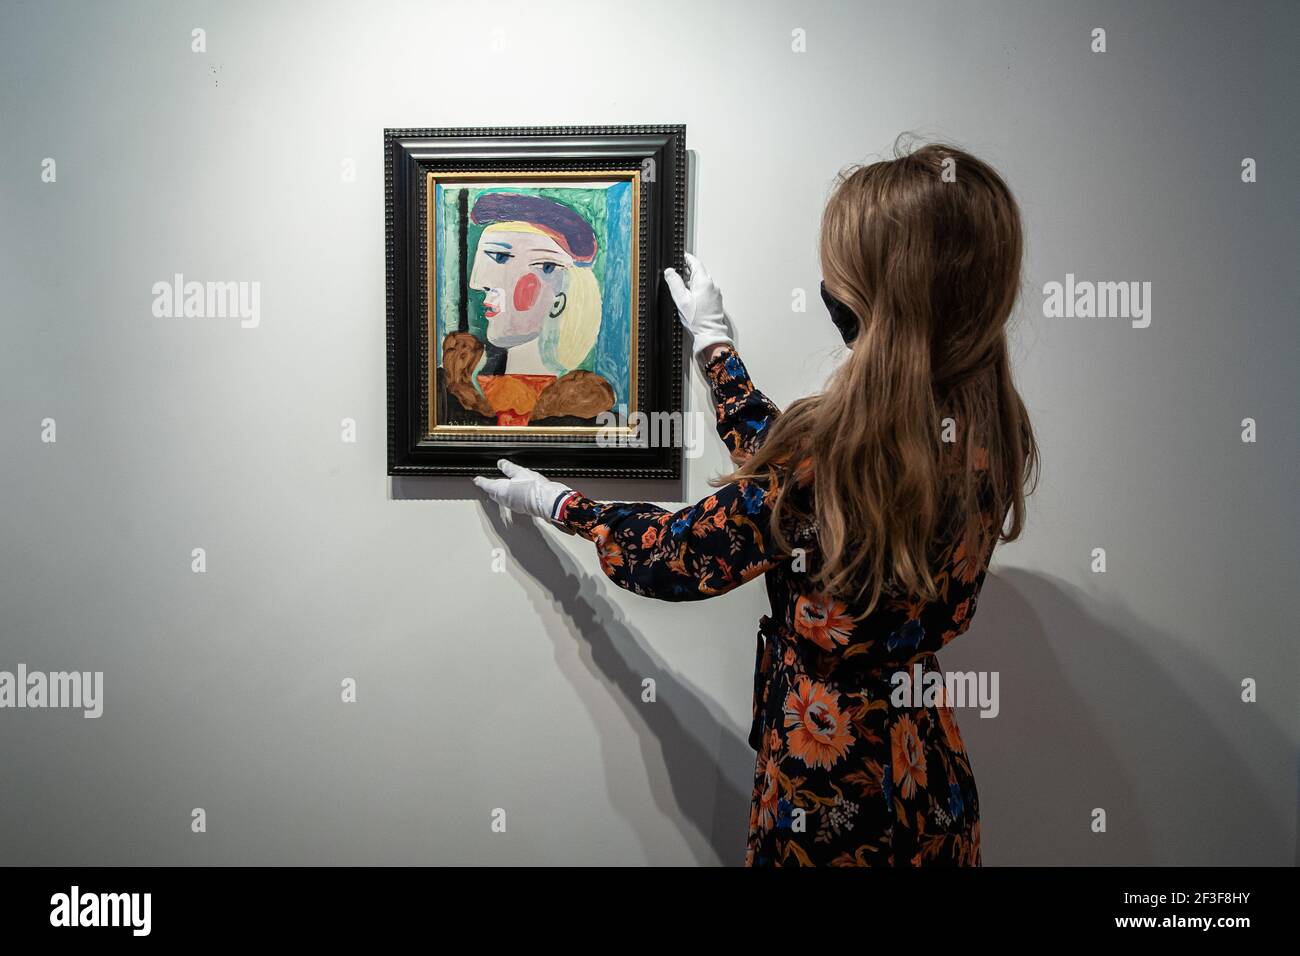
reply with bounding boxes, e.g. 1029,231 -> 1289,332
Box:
475,141 -> 1039,867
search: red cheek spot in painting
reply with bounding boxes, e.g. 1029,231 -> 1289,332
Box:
513,273 -> 541,311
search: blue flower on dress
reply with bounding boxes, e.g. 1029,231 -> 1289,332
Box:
948,782 -> 964,820
670,508 -> 697,536
776,797 -> 794,830
886,618 -> 925,653
741,481 -> 766,515
723,353 -> 744,379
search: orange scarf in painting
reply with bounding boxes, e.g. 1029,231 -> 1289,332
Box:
477,373 -> 557,426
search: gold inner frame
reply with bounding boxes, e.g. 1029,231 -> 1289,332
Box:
426,169 -> 641,437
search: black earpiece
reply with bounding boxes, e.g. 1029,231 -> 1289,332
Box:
820,281 -> 859,345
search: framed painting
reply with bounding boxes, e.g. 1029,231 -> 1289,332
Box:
385,125 -> 687,478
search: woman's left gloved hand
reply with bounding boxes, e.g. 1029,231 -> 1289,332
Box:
472,459 -> 573,521
664,252 -> 736,367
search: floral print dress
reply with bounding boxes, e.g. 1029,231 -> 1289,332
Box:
554,348 -> 1000,867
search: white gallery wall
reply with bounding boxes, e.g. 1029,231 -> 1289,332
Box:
1,0 -> 1295,865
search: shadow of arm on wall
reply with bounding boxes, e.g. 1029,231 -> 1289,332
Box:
477,502 -> 754,866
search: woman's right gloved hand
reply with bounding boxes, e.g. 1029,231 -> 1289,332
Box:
663,252 -> 736,367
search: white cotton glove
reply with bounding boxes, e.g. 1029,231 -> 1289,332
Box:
472,458 -> 572,521
663,252 -> 736,367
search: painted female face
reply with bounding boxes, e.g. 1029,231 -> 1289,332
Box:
469,228 -> 573,348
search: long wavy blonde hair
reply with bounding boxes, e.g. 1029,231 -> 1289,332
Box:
724,141 -> 1039,616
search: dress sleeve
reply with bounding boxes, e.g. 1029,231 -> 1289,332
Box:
702,347 -> 781,465
548,347 -> 788,601
553,473 -> 789,602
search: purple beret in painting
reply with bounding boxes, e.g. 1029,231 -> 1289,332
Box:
470,192 -> 598,264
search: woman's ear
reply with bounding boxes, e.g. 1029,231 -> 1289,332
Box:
548,292 -> 567,318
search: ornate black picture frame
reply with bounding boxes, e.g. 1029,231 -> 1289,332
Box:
385,125 -> 686,479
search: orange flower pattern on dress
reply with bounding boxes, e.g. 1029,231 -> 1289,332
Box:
793,594 -> 855,651
784,676 -> 854,770
891,714 -> 928,799
555,348 -> 999,867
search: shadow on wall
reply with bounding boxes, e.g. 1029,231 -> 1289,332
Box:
478,503 -> 754,867
469,499 -> 1294,866
948,568 -> 1293,866
393,475 -> 685,504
